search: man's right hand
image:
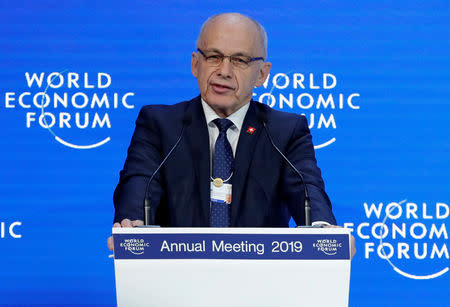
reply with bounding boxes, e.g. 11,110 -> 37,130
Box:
107,219 -> 144,251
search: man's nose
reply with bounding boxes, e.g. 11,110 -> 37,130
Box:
216,57 -> 233,78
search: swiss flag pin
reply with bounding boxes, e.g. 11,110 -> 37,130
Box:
246,126 -> 256,134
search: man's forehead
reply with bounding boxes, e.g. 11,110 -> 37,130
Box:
196,13 -> 266,58
200,23 -> 260,53
202,47 -> 253,56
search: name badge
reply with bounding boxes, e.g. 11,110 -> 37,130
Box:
210,182 -> 232,204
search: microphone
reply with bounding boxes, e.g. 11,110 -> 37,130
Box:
257,111 -> 312,226
143,114 -> 192,225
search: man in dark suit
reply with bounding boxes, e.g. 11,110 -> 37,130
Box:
108,13 -> 346,251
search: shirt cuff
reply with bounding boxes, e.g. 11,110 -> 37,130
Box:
311,221 -> 331,226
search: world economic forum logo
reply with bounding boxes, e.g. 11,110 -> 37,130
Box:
119,238 -> 150,255
313,239 -> 343,256
253,72 -> 360,150
3,71 -> 135,149
345,199 -> 449,280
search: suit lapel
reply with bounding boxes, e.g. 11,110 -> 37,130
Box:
231,101 -> 263,226
185,96 -> 211,225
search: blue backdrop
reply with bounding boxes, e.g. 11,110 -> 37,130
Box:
1,1 -> 448,306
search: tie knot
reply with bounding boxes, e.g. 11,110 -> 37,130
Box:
213,118 -> 234,133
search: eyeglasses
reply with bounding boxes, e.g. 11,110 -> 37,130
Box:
197,48 -> 264,69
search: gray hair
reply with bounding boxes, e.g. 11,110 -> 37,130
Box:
195,13 -> 268,59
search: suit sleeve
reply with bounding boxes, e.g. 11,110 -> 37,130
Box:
113,106 -> 165,223
281,115 -> 337,225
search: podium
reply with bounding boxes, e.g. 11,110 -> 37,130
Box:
113,227 -> 351,307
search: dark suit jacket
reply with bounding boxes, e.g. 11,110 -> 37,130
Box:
113,96 -> 336,226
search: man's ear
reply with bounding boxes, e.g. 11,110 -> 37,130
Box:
255,62 -> 271,87
191,52 -> 199,78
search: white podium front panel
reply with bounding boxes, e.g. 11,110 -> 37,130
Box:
113,227 -> 351,307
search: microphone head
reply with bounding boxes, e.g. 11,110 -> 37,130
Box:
182,114 -> 192,126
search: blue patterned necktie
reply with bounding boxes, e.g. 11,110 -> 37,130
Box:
210,118 -> 234,227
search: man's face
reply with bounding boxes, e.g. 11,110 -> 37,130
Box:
191,18 -> 271,117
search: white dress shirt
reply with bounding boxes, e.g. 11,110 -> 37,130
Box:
201,98 -> 249,160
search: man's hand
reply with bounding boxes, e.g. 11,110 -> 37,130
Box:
349,233 -> 356,260
323,225 -> 356,260
107,219 -> 144,251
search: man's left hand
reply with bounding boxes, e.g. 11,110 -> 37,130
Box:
323,225 -> 356,260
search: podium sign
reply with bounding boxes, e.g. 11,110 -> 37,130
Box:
113,227 -> 351,307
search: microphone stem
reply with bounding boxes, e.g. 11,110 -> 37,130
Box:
262,121 -> 312,226
143,119 -> 190,225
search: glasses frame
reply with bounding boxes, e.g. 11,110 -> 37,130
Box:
197,48 -> 265,68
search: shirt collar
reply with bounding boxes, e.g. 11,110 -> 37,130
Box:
201,98 -> 250,131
